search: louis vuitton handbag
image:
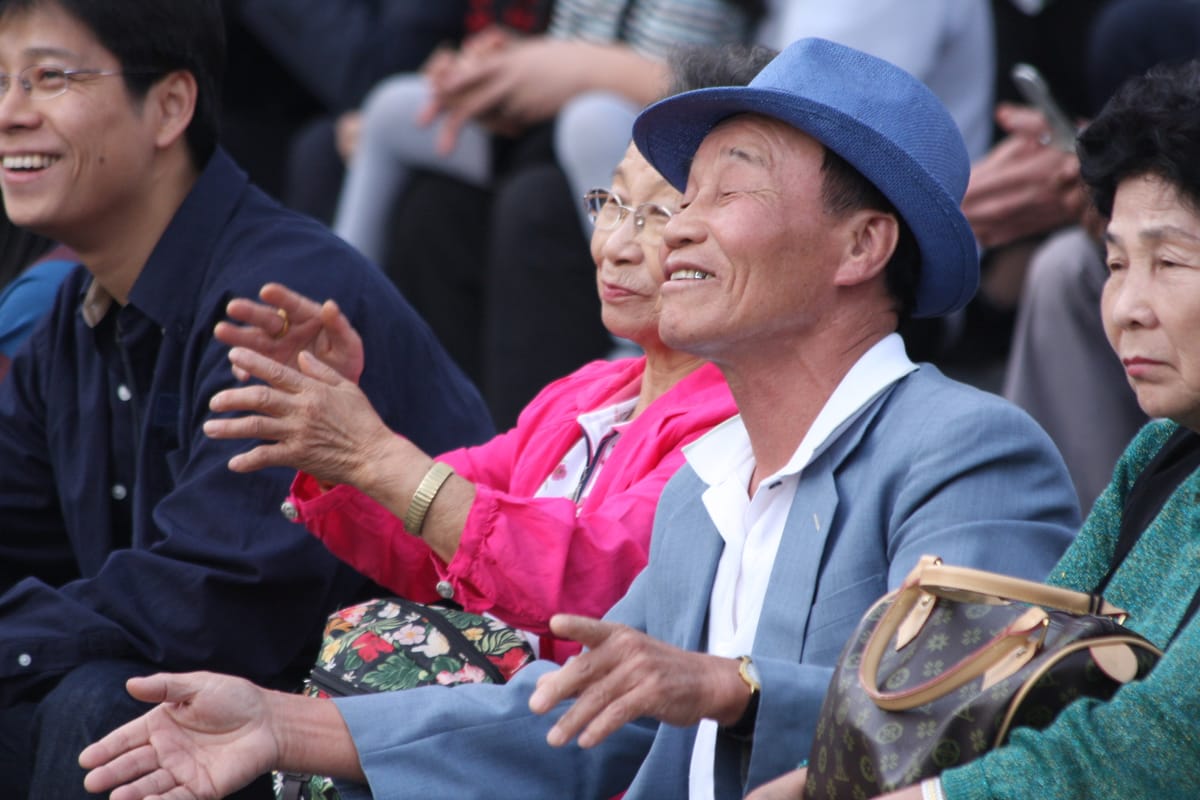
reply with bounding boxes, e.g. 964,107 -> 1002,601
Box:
804,556 -> 1162,799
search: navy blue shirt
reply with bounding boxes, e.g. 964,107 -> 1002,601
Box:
0,149 -> 493,704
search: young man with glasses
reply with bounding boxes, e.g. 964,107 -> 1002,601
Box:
0,1 -> 493,796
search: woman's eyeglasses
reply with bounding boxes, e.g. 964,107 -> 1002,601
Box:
584,189 -> 674,239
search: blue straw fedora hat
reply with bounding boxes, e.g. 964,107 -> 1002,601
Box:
633,37 -> 978,318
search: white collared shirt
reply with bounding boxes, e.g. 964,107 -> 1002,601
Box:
534,394 -> 639,503
685,333 -> 917,799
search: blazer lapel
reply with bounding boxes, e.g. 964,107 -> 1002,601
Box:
648,469 -> 726,651
753,383 -> 899,661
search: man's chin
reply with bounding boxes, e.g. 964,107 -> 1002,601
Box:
4,208 -> 63,240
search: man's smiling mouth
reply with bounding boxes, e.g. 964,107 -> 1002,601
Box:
2,154 -> 60,171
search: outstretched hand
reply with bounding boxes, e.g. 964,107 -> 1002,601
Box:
204,346 -> 394,485
527,614 -> 749,749
79,672 -> 278,800
214,282 -> 365,385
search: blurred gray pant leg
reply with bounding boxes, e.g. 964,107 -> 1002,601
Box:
1004,226 -> 1147,514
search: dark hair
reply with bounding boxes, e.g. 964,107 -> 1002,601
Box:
819,148 -> 921,323
1078,59 -> 1200,219
0,0 -> 225,169
665,43 -> 777,96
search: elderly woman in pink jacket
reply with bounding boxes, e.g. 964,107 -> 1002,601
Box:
203,143 -> 736,663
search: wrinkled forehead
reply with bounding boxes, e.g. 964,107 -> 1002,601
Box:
613,141 -> 679,205
687,113 -> 824,181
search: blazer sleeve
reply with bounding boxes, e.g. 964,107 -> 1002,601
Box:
336,659 -> 657,799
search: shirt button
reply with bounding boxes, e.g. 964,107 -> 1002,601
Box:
436,580 -> 455,600
280,501 -> 299,521
117,384 -> 132,402
111,484 -> 128,501
17,654 -> 31,668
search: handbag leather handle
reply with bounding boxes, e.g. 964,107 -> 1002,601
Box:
858,557 -> 1128,711
915,563 -> 1125,618
859,580 -> 1048,710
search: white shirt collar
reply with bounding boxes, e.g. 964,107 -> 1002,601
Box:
684,333 -> 916,487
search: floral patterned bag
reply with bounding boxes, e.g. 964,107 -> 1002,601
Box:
276,597 -> 536,800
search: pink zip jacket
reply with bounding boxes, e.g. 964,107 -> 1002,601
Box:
288,357 -> 736,662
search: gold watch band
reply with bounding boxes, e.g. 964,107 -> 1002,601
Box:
403,461 -> 455,534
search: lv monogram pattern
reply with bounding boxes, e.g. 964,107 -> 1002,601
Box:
805,596 -> 1160,799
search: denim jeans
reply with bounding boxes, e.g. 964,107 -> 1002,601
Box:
0,658 -> 272,799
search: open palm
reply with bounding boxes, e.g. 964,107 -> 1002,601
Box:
80,672 -> 278,800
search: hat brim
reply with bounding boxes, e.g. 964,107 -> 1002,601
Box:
634,86 -> 979,318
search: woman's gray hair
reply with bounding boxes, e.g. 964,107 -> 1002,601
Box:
665,43 -> 778,96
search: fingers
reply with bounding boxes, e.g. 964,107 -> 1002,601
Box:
415,95 -> 445,128
528,617 -> 615,714
214,285 -> 325,353
109,769 -> 188,800
125,673 -> 195,705
203,396 -> 296,470
436,82 -> 510,155
433,57 -> 512,153
435,113 -> 468,155
257,283 -> 324,322
79,719 -> 154,772
297,350 -> 343,385
547,614 -> 614,648
314,300 -> 366,382
334,112 -> 362,163
529,617 -> 634,747
420,45 -> 457,81
995,102 -> 1052,137
540,654 -> 649,748
461,26 -> 511,56
224,348 -> 310,393
80,673 -> 201,772
81,743 -> 167,795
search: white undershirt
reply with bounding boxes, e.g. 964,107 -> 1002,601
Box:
534,394 -> 639,503
685,334 -> 917,799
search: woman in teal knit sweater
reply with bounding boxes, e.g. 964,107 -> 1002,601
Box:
749,58 -> 1200,800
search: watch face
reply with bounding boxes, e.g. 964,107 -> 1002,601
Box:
741,656 -> 762,692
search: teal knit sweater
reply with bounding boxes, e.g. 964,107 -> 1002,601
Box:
941,420 -> 1200,800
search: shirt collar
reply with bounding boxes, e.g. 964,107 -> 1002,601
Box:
576,376 -> 640,444
685,333 -> 916,487
80,278 -> 114,328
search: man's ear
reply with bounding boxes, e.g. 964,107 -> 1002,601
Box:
148,70 -> 197,151
833,210 -> 898,288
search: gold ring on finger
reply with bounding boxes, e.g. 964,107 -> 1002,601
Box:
272,308 -> 290,340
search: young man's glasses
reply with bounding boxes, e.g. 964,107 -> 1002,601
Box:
0,65 -> 156,100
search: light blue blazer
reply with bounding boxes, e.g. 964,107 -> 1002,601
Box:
336,365 -> 1080,799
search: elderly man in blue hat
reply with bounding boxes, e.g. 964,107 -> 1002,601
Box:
79,39 -> 1079,800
